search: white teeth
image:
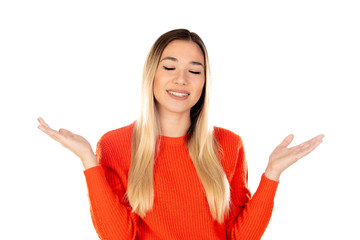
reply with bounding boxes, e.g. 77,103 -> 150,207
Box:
168,91 -> 189,97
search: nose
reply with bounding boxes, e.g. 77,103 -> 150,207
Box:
174,69 -> 188,85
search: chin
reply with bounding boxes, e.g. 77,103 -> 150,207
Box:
168,106 -> 191,114
157,103 -> 191,115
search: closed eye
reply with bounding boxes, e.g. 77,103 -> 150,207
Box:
163,66 -> 175,71
189,70 -> 201,75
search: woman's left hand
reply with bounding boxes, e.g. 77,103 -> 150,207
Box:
265,134 -> 325,181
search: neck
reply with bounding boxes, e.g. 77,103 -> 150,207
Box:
157,109 -> 191,138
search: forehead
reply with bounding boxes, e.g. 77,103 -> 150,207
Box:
161,40 -> 205,64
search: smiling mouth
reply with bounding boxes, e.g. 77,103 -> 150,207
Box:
167,90 -> 190,97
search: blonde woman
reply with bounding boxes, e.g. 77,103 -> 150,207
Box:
38,29 -> 324,240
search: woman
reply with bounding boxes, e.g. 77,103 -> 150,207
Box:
38,29 -> 324,240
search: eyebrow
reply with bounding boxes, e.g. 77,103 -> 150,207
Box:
160,56 -> 204,68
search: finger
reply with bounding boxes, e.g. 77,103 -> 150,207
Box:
294,134 -> 324,158
37,119 -> 62,142
38,117 -> 51,129
37,117 -> 58,135
298,134 -> 324,149
316,134 -> 325,140
38,126 -> 62,142
307,133 -> 325,142
279,134 -> 294,148
59,128 -> 74,136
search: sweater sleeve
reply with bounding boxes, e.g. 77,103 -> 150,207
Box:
225,142 -> 279,240
83,137 -> 139,240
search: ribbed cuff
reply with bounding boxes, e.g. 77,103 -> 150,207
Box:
254,174 -> 279,201
83,166 -> 109,195
84,165 -> 103,177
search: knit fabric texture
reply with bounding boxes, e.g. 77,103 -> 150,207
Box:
84,122 -> 279,240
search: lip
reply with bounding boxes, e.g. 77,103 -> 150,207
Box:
166,89 -> 190,94
166,89 -> 190,100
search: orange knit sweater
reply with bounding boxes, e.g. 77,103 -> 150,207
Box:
84,123 -> 279,240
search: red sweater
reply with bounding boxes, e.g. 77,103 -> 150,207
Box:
84,123 -> 279,240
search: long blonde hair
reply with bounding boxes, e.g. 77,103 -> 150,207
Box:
127,29 -> 230,223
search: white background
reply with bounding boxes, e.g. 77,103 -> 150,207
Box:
1,0 -> 359,239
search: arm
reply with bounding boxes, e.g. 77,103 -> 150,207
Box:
37,118 -> 138,239
84,137 -> 138,240
84,167 -> 138,240
226,134 -> 324,239
226,145 -> 278,240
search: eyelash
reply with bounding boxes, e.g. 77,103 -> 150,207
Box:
163,66 -> 175,71
163,66 -> 201,75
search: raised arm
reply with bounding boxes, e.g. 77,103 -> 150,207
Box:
265,134 -> 324,181
37,118 -> 138,239
226,134 -> 324,240
37,117 -> 98,169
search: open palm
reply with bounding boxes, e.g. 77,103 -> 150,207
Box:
37,117 -> 97,169
265,134 -> 324,181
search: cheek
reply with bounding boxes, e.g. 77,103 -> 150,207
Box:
153,74 -> 169,105
194,78 -> 205,98
153,71 -> 162,99
153,78 -> 160,101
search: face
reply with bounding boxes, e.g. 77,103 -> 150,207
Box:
153,40 -> 205,118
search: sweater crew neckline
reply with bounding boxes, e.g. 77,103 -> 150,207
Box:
158,133 -> 189,145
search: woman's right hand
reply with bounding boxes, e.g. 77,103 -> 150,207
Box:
37,117 -> 98,169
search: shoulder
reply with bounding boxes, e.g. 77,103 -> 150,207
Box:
98,121 -> 135,147
96,121 -> 135,169
96,121 -> 135,161
213,126 -> 244,151
213,126 -> 246,180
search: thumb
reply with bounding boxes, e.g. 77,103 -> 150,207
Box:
279,134 -> 294,148
59,128 -> 74,136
